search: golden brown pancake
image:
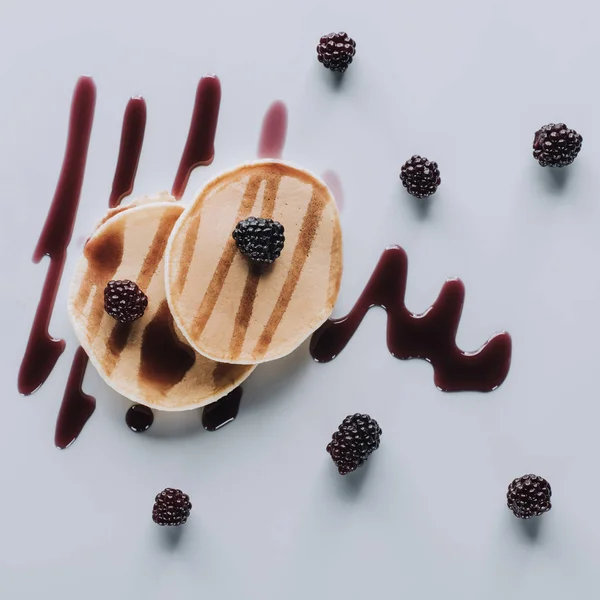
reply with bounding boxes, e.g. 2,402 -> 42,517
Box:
165,160 -> 343,364
68,194 -> 254,410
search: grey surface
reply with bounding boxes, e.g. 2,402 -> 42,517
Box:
1,0 -> 599,597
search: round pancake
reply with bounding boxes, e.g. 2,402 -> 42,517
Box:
68,196 -> 254,411
165,160 -> 343,364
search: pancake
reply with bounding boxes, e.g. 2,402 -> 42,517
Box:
165,160 -> 343,364
68,194 -> 254,411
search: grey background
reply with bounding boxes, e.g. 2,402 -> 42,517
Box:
1,0 -> 598,597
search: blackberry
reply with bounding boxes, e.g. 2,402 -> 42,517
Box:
104,279 -> 148,323
317,32 -> 356,73
152,488 -> 192,526
533,123 -> 582,167
327,414 -> 382,475
507,474 -> 552,519
232,217 -> 285,264
400,155 -> 441,198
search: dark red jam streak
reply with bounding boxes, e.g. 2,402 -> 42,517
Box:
56,92 -> 148,448
109,97 -> 147,208
202,387 -> 243,431
321,170 -> 344,211
257,101 -> 288,159
54,347 -> 97,449
18,77 -> 96,396
310,246 -> 512,392
126,404 -> 154,432
172,76 -> 221,199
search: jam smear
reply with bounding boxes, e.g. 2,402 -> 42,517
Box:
139,301 -> 196,391
172,76 -> 221,199
310,246 -> 512,392
126,404 -> 154,432
109,97 -> 147,208
258,101 -> 288,159
18,76 -> 96,395
54,347 -> 96,449
202,387 -> 243,431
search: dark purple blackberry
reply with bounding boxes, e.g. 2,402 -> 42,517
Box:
152,488 -> 192,526
507,474 -> 552,519
232,217 -> 285,264
400,155 -> 441,199
104,279 -> 148,323
327,414 -> 382,475
533,123 -> 582,167
317,32 -> 356,73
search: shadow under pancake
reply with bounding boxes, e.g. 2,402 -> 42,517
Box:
142,409 -> 205,440
99,336 -> 313,439
240,338 -> 314,416
133,339 -> 311,437
101,388 -> 205,440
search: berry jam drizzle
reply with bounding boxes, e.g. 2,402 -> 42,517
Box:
109,97 -> 147,208
126,404 -> 154,432
310,246 -> 512,392
172,76 -> 221,199
56,92 -> 150,447
18,77 -> 96,395
258,101 -> 288,159
54,347 -> 97,449
202,387 -> 243,431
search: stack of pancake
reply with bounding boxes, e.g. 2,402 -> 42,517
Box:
69,161 -> 343,411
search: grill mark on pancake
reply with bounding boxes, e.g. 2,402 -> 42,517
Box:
259,174 -> 280,221
327,219 -> 342,305
228,174 -> 281,359
190,174 -> 263,339
138,210 -> 181,290
78,222 -> 126,339
104,321 -> 133,376
173,212 -> 201,299
253,190 -> 327,358
228,270 -> 261,358
102,209 -> 181,372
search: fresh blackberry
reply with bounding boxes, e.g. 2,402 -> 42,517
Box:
400,155 -> 441,198
232,217 -> 285,264
533,123 -> 582,167
152,488 -> 192,526
104,279 -> 148,323
507,474 -> 552,519
317,32 -> 356,73
327,414 -> 382,475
